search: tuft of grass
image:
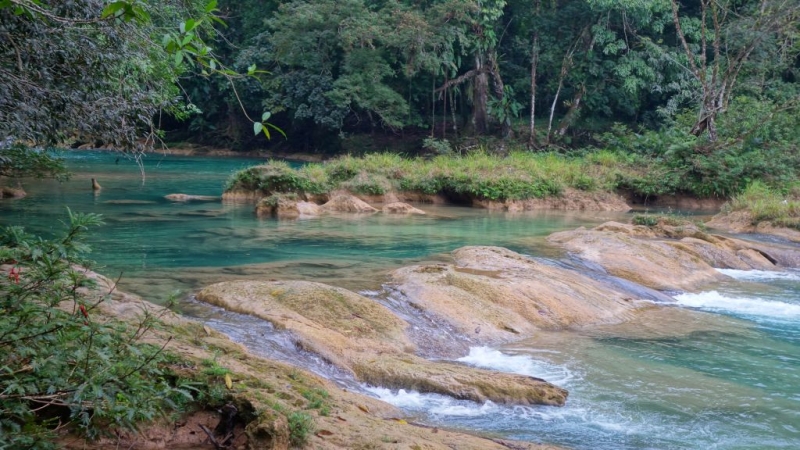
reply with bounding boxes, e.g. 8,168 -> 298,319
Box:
632,211 -> 706,229
226,160 -> 328,195
224,149 -> 645,201
288,411 -> 314,447
725,181 -> 800,229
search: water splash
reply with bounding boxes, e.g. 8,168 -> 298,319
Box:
717,269 -> 800,282
674,291 -> 800,320
456,346 -> 575,386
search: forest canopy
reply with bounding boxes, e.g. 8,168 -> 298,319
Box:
1,0 -> 798,155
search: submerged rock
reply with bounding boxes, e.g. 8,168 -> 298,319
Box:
321,194 -> 378,213
382,202 -> 426,215
165,193 -> 220,202
0,186 -> 26,198
197,280 -> 567,406
548,221 -> 798,291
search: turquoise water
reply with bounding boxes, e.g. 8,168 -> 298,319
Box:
0,150 -> 620,298
2,151 -> 799,449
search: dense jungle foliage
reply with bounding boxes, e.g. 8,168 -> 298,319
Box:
4,0 -> 798,196
1,1 -> 798,168
163,0 -> 799,155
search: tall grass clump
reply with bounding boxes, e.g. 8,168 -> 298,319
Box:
725,181 -> 800,229
226,160 -> 328,196
225,150 -> 631,201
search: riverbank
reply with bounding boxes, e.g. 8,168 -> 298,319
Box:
63,213 -> 800,449
60,273 -> 565,450
221,151 -> 738,213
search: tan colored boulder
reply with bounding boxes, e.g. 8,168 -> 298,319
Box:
165,193 -> 220,202
547,221 -> 797,291
256,197 -> 322,218
1,186 -> 26,198
197,280 -> 567,406
321,194 -> 378,213
390,246 -> 648,346
70,269 -> 566,450
382,202 -> 426,215
707,210 -> 800,243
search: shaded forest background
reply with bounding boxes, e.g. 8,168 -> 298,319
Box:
160,0 -> 800,156
1,0 -> 800,198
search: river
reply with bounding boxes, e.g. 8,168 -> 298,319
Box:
2,150 -> 798,449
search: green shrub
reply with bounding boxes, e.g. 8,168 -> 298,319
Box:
0,210 -> 195,448
287,411 -> 314,447
726,181 -> 800,228
422,137 -> 453,155
0,144 -> 70,180
632,214 -> 660,227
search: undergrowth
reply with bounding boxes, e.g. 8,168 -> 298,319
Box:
724,181 -> 800,229
226,150 -> 630,202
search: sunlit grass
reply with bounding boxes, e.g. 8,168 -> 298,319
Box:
226,150 -> 636,201
725,181 -> 800,229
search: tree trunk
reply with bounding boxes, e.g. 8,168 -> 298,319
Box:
529,32 -> 539,147
487,50 -> 512,139
556,84 -> 585,136
472,53 -> 489,134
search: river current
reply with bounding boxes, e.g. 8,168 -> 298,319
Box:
2,151 -> 798,449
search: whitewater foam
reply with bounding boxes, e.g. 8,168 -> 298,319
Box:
364,387 -> 500,417
456,346 -> 574,386
674,291 -> 800,320
716,269 -> 800,282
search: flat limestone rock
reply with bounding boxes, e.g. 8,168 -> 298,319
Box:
382,202 -> 426,215
707,210 -> 800,243
165,193 -> 220,202
321,194 -> 378,213
197,280 -> 567,406
390,246 -> 648,345
73,270 -> 564,450
547,221 -> 796,291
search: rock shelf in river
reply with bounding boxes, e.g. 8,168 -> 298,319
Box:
548,221 -> 799,291
197,279 -> 568,406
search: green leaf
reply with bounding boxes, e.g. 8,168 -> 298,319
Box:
253,122 -> 264,135
182,33 -> 195,47
205,0 -> 218,13
179,21 -> 186,33
101,1 -> 127,19
184,19 -> 198,33
174,51 -> 184,66
247,64 -> 257,75
264,122 -> 287,139
261,111 -> 271,121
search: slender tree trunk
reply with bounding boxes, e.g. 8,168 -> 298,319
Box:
557,83 -> 585,136
487,50 -> 512,139
547,30 -> 583,144
529,31 -> 539,147
442,85 -> 447,139
450,88 -> 458,136
430,75 -> 436,137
